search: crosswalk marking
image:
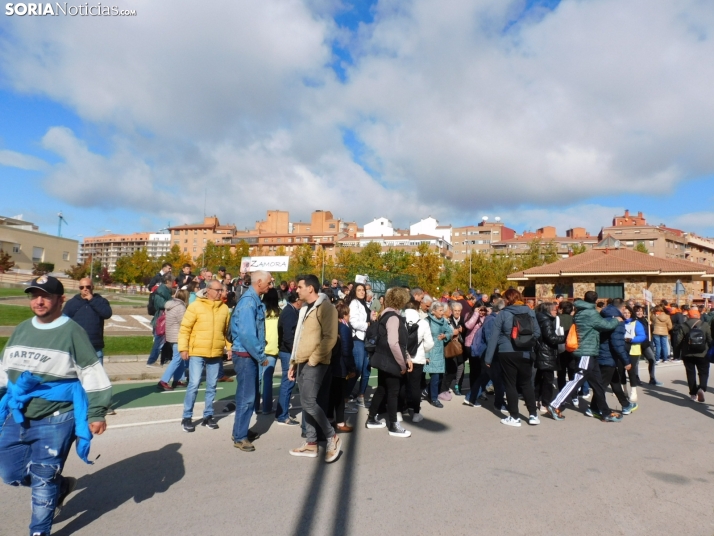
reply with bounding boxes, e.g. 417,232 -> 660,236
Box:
112,315 -> 126,322
131,315 -> 152,324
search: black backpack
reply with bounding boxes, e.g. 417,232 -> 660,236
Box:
406,321 -> 421,357
363,321 -> 380,355
147,291 -> 157,316
510,312 -> 536,349
686,321 -> 707,353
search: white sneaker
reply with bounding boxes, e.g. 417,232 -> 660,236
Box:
412,412 -> 424,423
396,412 -> 403,422
697,388 -> 706,403
500,416 -> 521,427
388,422 -> 411,438
500,405 -> 510,416
582,391 -> 593,401
571,398 -> 579,407
528,415 -> 540,425
630,386 -> 638,402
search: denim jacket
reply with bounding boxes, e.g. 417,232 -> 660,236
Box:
230,286 -> 267,362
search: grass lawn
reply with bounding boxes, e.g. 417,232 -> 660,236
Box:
0,335 -> 153,355
0,304 -> 34,326
0,288 -> 28,297
103,336 -> 154,355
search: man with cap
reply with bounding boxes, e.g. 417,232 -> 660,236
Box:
0,276 -> 112,536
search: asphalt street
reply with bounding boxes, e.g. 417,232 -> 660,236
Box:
3,363 -> 714,536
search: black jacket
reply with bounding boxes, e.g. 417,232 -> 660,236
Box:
333,322 -> 357,378
278,303 -> 300,354
535,311 -> 565,371
63,293 -> 113,350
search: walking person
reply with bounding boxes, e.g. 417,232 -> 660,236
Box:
465,299 -> 506,413
179,279 -> 231,433
275,291 -> 302,426
0,276 -> 112,536
534,302 -> 565,413
423,301 -> 453,408
483,289 -> 541,427
403,302 -> 434,422
462,306 -> 486,399
365,287 -> 413,437
157,288 -> 190,391
623,305 -> 646,401
231,271 -> 272,451
447,301 -> 467,396
548,291 -> 623,423
287,274 -> 341,462
677,307 -> 712,403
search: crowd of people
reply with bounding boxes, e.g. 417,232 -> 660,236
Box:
1,268 -> 712,535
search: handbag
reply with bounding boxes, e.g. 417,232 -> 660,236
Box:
444,338 -> 463,358
565,324 -> 578,353
155,311 -> 166,337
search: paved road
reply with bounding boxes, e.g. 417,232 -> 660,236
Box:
3,364 -> 714,536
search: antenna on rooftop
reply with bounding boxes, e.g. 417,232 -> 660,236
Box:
57,212 -> 68,237
495,217 -> 501,222
482,216 -> 489,222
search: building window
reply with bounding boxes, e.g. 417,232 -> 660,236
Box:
649,240 -> 654,246
203,229 -> 207,234
184,247 -> 187,252
595,283 -> 624,299
32,247 -> 44,263
62,251 -> 70,261
174,230 -> 180,235
203,238 -> 207,243
184,230 -> 188,235
174,240 -> 179,245
12,244 -> 20,253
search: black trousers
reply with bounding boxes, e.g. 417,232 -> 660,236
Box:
534,369 -> 555,406
591,365 -> 629,413
468,353 -> 481,394
557,352 -> 575,391
500,352 -> 537,418
441,357 -> 458,393
683,356 -> 710,396
552,355 -> 611,415
368,369 -> 401,424
328,377 -> 347,424
405,363 -> 424,413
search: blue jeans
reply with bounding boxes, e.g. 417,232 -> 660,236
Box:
146,333 -> 166,365
232,354 -> 259,442
653,334 -> 669,362
0,411 -> 76,536
257,355 -> 278,413
275,351 -> 296,421
348,339 -> 370,397
182,357 -> 220,419
429,373 -> 442,401
161,343 -> 187,384
96,349 -> 104,366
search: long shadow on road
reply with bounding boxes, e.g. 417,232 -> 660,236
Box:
641,383 -> 714,421
53,443 -> 185,535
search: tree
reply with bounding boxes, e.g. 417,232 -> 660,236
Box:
354,242 -> 384,276
407,243 -> 442,295
286,244 -> 315,281
570,244 -> 588,255
0,250 -> 15,273
32,263 -> 54,275
519,240 -> 559,271
634,242 -> 649,254
160,245 -> 195,274
99,266 -> 113,286
111,249 -> 157,285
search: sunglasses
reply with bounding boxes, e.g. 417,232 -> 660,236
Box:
79,286 -> 93,290
209,287 -> 224,292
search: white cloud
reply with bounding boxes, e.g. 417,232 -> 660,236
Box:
1,0 -> 714,230
0,149 -> 48,171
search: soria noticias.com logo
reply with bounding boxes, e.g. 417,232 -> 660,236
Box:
5,3 -> 136,16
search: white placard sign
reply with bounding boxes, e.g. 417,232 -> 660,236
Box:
642,289 -> 653,305
241,256 -> 290,272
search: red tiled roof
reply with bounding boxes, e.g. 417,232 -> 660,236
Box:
508,248 -> 714,279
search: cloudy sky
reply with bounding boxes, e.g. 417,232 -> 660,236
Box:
1,0 -> 713,240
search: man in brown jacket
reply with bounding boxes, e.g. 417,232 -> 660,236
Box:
288,274 -> 340,462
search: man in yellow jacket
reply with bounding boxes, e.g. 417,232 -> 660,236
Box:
179,279 -> 231,432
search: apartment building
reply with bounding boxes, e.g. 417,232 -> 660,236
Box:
82,232 -> 171,272
168,216 -> 237,261
492,226 -> 599,258
599,210 -> 714,267
451,219 -> 516,261
0,215 -> 78,272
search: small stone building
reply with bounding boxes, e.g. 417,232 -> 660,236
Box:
508,248 -> 714,303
